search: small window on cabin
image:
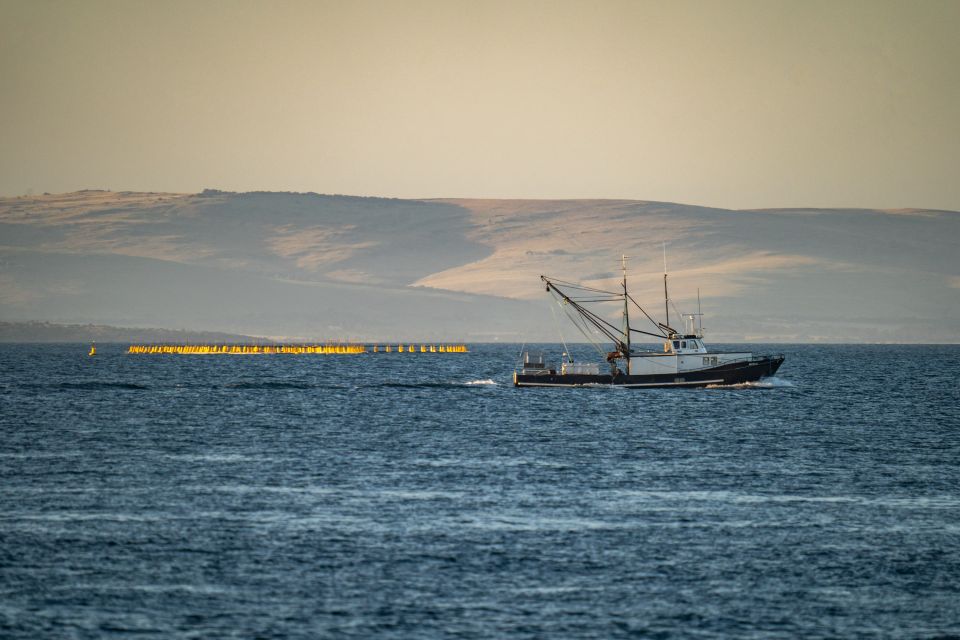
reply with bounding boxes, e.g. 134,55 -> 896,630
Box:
673,341 -> 680,349
681,341 -> 687,349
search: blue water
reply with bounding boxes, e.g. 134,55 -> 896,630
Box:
1,344 -> 959,639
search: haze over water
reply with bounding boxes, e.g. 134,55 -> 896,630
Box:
2,344 -> 958,638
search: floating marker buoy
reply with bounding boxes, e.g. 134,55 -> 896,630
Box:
124,342 -> 467,354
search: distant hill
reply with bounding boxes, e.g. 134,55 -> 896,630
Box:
1,190 -> 957,342
0,321 -> 264,344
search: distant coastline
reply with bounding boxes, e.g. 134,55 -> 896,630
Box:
0,321 -> 265,344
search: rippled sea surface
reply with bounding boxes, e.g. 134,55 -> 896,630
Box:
1,343 -> 959,639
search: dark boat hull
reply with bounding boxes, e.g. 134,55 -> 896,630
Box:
514,355 -> 784,388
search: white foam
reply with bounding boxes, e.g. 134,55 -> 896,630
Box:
707,376 -> 794,389
465,379 -> 498,386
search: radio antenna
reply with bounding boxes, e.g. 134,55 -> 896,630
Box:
697,287 -> 702,336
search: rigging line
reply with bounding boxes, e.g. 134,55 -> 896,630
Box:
670,299 -> 684,325
550,280 -> 615,291
547,285 -> 625,342
547,291 -> 629,356
563,306 -> 597,349
543,279 -> 619,295
626,293 -> 668,337
561,303 -> 605,357
568,297 -> 623,303
552,292 -> 604,357
548,298 -> 572,361
566,292 -> 621,297
589,309 -> 629,339
560,293 -> 625,335
566,315 -> 599,355
545,276 -> 617,291
549,288 -> 605,346
628,327 -> 670,339
564,291 -> 621,298
657,322 -> 678,335
558,287 -> 619,297
566,301 -> 625,344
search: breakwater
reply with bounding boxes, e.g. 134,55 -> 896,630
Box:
126,344 -> 468,354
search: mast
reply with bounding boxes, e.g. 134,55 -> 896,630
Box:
663,242 -> 670,332
622,255 -> 630,374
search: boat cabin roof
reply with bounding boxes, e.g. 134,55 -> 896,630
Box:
665,336 -> 707,354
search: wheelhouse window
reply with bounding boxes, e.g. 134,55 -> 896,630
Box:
680,341 -> 687,348
673,340 -> 680,349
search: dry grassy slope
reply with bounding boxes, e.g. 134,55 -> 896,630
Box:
0,190 -> 485,286
0,191 -> 530,340
415,198 -> 751,299
417,198 -> 956,300
407,198 -> 960,341
1,191 -> 958,341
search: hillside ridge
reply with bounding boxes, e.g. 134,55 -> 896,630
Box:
1,190 -> 957,342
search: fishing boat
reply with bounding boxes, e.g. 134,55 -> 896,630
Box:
514,256 -> 784,388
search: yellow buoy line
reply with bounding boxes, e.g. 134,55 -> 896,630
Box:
126,343 -> 468,355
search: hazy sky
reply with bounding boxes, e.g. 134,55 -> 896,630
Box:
1,0 -> 958,210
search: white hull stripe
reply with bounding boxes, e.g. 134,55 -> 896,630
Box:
516,379 -> 725,388
619,379 -> 724,387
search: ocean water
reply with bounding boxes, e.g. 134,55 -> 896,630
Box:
1,343 -> 958,639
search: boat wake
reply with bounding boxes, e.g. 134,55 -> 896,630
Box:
224,381 -> 322,390
222,379 -> 500,390
377,380 -> 498,390
28,381 -> 151,391
706,377 -> 794,390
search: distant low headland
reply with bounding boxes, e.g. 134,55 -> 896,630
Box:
0,321 -> 264,344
